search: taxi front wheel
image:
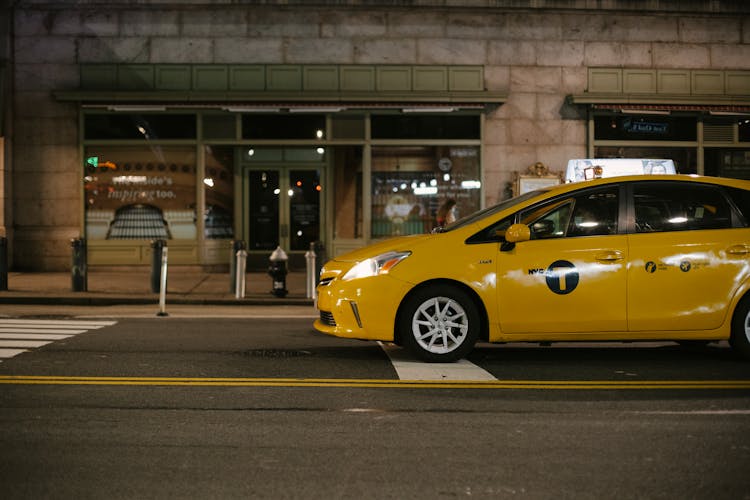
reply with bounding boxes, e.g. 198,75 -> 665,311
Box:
399,285 -> 480,363
730,296 -> 750,360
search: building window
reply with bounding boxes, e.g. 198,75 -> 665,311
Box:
594,114 -> 696,141
371,146 -> 481,238
84,114 -> 196,140
203,146 -> 234,239
371,114 -> 480,140
83,146 -> 197,240
242,114 -> 326,140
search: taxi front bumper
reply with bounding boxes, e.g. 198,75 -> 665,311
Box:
313,274 -> 412,341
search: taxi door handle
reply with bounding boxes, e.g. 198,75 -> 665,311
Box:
727,244 -> 750,255
595,250 -> 624,263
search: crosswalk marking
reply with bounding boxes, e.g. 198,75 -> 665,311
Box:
0,319 -> 117,361
379,342 -> 498,381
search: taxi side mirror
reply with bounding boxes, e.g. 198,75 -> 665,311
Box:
500,223 -> 530,252
505,223 -> 531,243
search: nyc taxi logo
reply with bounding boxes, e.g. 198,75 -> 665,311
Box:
528,260 -> 580,295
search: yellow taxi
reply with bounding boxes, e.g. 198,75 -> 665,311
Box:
314,175 -> 750,362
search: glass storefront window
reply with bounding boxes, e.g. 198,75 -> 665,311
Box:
202,114 -> 237,140
371,146 -> 481,238
594,114 -> 696,141
84,114 -> 196,140
242,114 -> 325,140
371,114 -> 480,140
593,146 -> 697,175
203,146 -> 234,239
740,119 -> 750,143
83,146 -> 197,240
705,148 -> 750,179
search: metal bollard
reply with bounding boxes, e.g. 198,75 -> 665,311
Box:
229,240 -> 246,294
305,242 -> 316,299
0,236 -> 7,291
314,241 -> 326,287
71,237 -> 88,292
235,247 -> 248,299
150,239 -> 166,293
156,246 -> 169,317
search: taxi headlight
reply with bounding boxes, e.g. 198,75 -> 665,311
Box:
341,251 -> 411,281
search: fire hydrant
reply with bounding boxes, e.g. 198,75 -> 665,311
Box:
268,246 -> 289,298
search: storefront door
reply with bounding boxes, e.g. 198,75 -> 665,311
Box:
243,166 -> 322,256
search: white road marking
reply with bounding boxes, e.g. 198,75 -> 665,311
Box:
379,342 -> 497,381
0,319 -> 117,361
0,328 -> 86,335
0,340 -> 52,349
0,333 -> 74,340
0,320 -> 115,328
0,349 -> 27,358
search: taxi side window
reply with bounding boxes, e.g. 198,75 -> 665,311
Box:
633,183 -> 733,233
523,187 -> 619,239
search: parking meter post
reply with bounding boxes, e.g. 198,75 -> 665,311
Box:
305,242 -> 316,299
229,240 -> 246,294
157,246 -> 169,317
0,236 -> 8,291
71,237 -> 87,292
150,239 -> 165,293
268,246 -> 288,298
235,248 -> 247,299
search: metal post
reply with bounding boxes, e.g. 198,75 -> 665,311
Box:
229,240 -> 246,294
305,242 -> 316,299
314,241 -> 326,287
157,246 -> 169,317
150,239 -> 165,293
235,248 -> 247,299
0,236 -> 8,291
71,237 -> 87,292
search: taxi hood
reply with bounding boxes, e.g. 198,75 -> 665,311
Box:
332,234 -> 435,263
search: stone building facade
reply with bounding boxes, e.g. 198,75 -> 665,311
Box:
1,0 -> 749,270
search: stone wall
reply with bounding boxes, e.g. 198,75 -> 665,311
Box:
8,2 -> 750,269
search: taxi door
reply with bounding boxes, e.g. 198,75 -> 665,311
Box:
497,185 -> 628,334
627,181 -> 750,332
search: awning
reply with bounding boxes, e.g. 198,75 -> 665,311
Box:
568,93 -> 750,113
54,90 -> 506,113
592,103 -> 750,114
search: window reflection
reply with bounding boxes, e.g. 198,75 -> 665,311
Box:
371,146 -> 481,237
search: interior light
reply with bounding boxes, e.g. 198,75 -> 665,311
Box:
430,179 -> 438,187
316,147 -> 325,155
296,181 -> 302,187
288,189 -> 294,197
414,186 -> 438,196
273,188 -> 281,195
316,185 -> 322,192
203,178 -> 215,188
461,180 -> 482,189
443,173 -> 451,181
248,148 -> 255,156
315,129 -> 324,139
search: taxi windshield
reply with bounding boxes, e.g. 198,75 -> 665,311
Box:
434,189 -> 548,233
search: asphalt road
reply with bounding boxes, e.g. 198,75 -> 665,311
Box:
1,312 -> 749,499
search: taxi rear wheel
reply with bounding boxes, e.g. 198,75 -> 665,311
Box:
399,285 -> 479,363
730,296 -> 750,360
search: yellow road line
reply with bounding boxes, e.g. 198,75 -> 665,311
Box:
1,375 -> 750,390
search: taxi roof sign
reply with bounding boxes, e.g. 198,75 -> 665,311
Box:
565,158 -> 676,183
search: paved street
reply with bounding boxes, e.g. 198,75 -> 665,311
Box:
1,311 -> 749,499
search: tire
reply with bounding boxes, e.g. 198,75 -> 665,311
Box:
730,296 -> 750,360
399,284 -> 480,362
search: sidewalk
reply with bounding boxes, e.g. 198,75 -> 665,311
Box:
0,269 -> 313,306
